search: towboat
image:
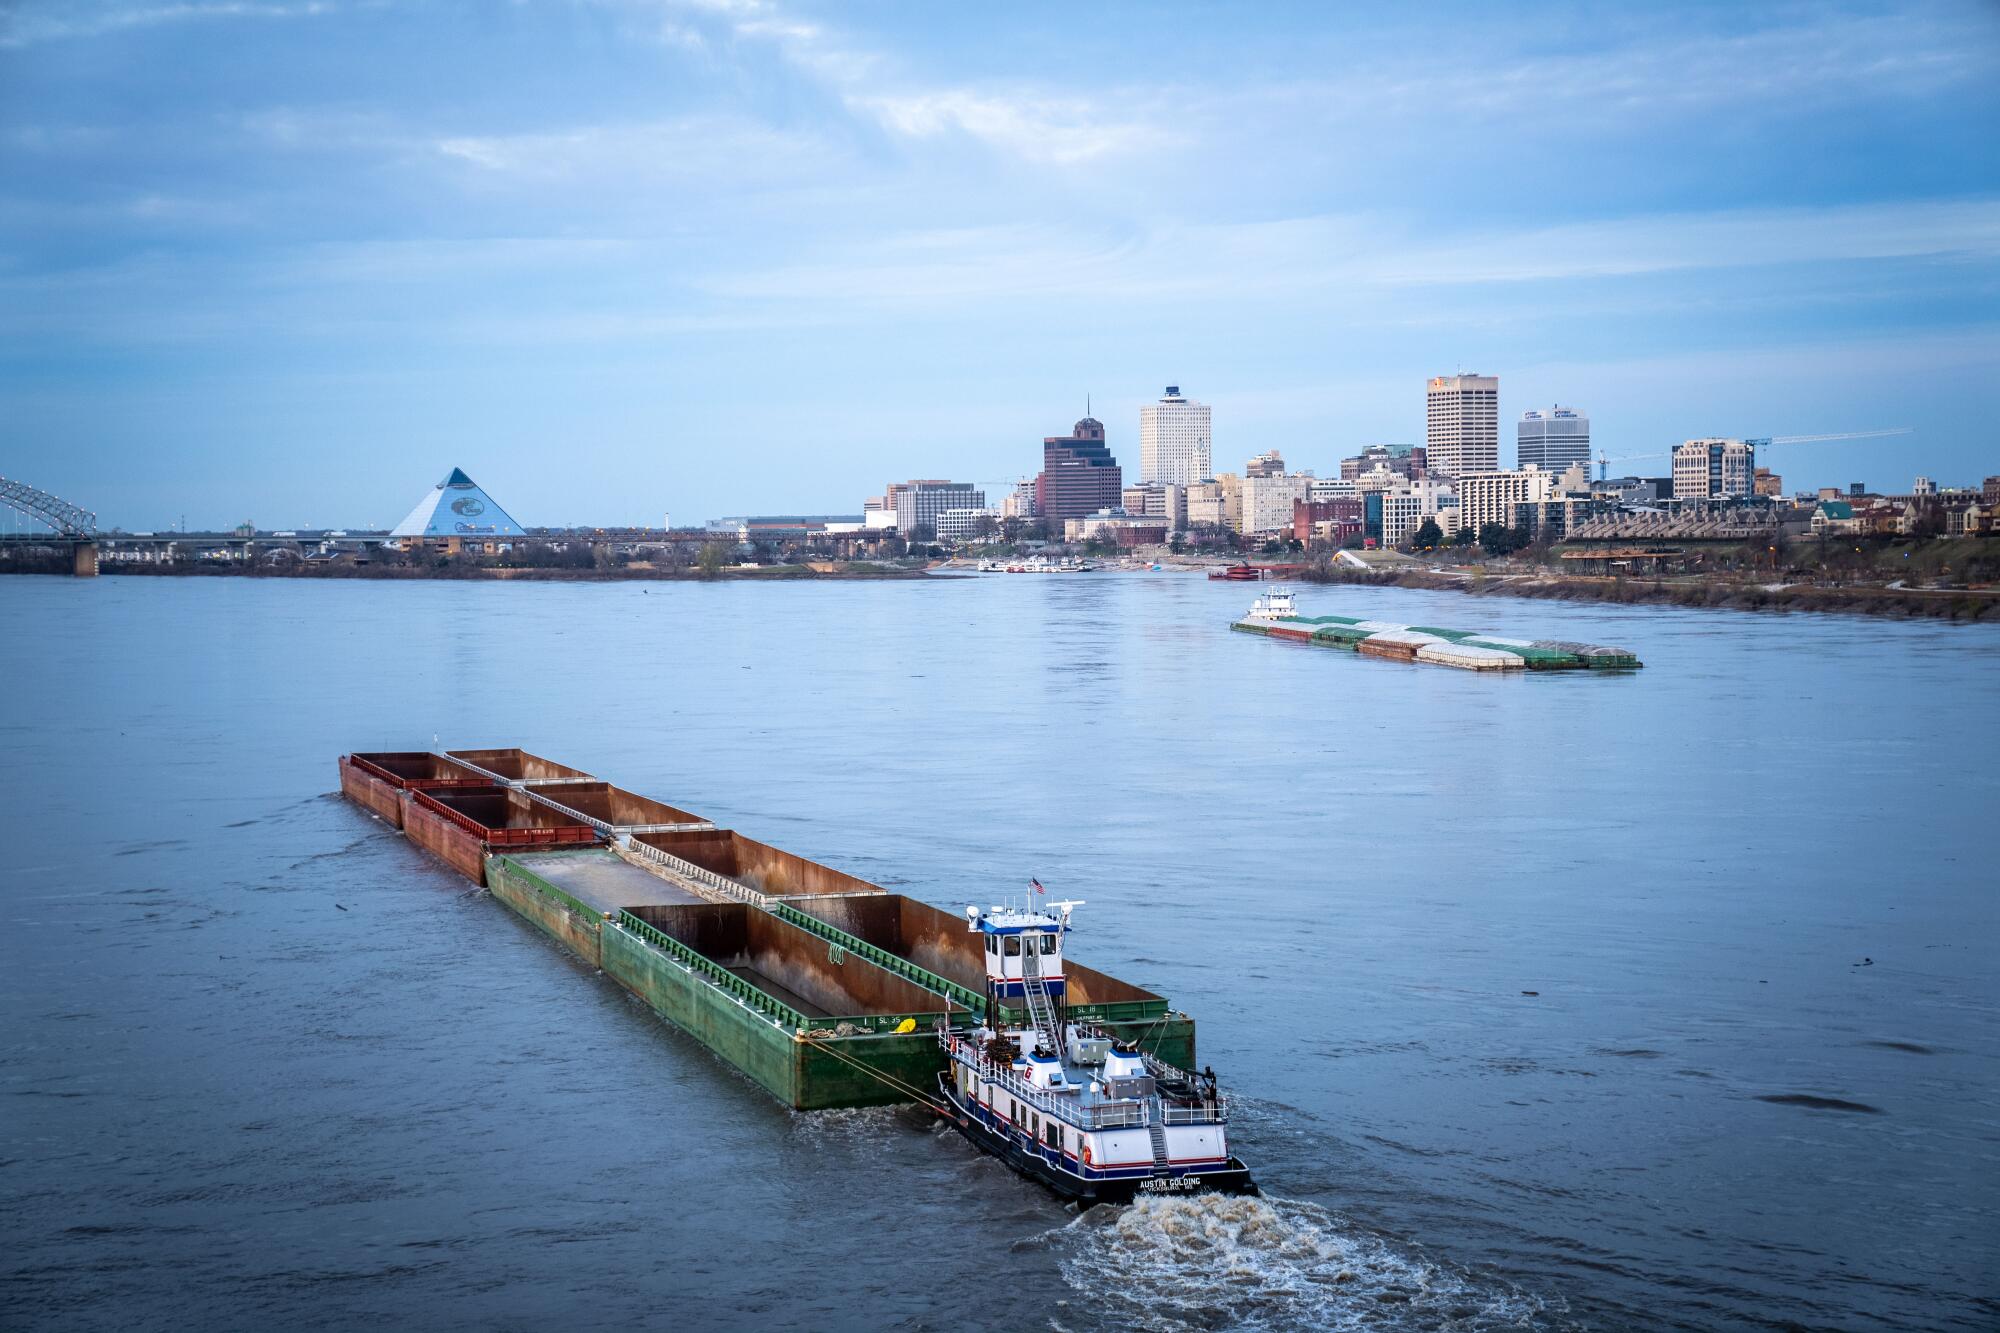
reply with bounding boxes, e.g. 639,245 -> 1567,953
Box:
937,899 -> 1257,1204
1244,587 -> 1296,620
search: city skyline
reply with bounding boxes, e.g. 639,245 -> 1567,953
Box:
3,1 -> 1997,528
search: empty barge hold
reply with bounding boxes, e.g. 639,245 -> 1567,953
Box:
512,782 -> 710,834
401,784 -> 600,884
339,751 -> 490,827
445,747 -> 597,786
338,748 -> 1203,1114
612,902 -> 969,1109
631,826 -> 902,900
1232,588 -> 1641,670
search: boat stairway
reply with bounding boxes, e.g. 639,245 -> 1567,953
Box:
1147,1121 -> 1170,1173
1021,947 -> 1065,1060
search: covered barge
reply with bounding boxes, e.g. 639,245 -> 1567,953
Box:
1233,588 -> 1641,670
340,748 -> 1199,1111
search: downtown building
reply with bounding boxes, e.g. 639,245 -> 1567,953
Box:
1139,386 -> 1212,487
1517,406 -> 1590,474
1426,373 -> 1500,479
1037,416 -> 1124,520
1671,438 -> 1756,501
1240,460 -> 1313,536
1340,443 -> 1426,483
1121,482 -> 1188,530
934,507 -> 1003,543
1292,496 -> 1365,546
1380,479 -> 1458,547
889,480 -> 986,536
1455,464 -> 1592,535
1001,478 -> 1039,520
1184,474 -> 1241,531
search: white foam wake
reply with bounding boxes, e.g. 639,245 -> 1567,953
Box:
1053,1194 -> 1572,1332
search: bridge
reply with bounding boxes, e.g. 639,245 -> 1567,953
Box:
0,475 -> 100,576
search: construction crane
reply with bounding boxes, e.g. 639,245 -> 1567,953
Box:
1595,427 -> 1912,480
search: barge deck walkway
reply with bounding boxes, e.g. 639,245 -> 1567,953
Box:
505,848 -> 711,912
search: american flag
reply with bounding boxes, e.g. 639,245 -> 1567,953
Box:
1030,878 -> 1045,894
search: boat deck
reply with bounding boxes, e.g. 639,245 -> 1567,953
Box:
505,848 -> 710,914
1051,1062 -> 1130,1112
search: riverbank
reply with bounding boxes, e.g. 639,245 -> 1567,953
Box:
0,555 -> 936,581
1301,563 -> 1999,622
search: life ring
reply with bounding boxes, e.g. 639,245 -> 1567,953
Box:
1082,1143 -> 1093,1167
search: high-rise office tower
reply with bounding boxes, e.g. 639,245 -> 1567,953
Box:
1139,386 -> 1212,487
1517,406 -> 1590,473
1426,374 -> 1499,478
1037,417 -> 1124,520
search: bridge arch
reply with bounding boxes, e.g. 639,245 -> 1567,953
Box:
0,476 -> 97,538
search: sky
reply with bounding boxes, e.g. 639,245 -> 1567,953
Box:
1,0 -> 1997,530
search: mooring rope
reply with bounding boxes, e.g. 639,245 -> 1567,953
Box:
800,1031 -> 949,1113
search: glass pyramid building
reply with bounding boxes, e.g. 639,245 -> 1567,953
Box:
389,467 -> 526,539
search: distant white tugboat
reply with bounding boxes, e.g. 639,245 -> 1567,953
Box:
937,900 -> 1257,1204
1244,586 -> 1297,620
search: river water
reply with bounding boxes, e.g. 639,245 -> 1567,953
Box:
3,572 -> 1995,1332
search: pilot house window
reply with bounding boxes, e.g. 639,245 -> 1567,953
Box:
1039,934 -> 1058,955
1004,937 -> 1021,957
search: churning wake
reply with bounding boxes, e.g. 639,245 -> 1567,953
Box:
1049,1194 -> 1575,1332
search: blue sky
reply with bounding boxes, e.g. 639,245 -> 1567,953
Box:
2,0 -> 1997,529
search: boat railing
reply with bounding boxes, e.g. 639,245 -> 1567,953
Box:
615,912 -> 948,1037
941,1033 -> 1153,1131
517,786 -> 716,838
624,839 -> 767,907
1137,1047 -> 1195,1083
770,903 -> 987,1013
1162,1101 -> 1229,1125
614,911 -> 805,1030
1073,1024 -> 1191,1083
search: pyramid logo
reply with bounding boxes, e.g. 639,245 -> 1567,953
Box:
389,467 -> 525,538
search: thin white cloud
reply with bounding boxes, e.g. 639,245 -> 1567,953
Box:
429,115 -> 836,184
0,1 -> 338,49
704,199 -> 2000,309
854,90 -> 1166,165
630,0 -> 1155,164
1245,6 -> 1992,128
1381,200 -> 2000,286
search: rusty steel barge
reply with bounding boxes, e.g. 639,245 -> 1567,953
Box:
338,749 -> 1199,1114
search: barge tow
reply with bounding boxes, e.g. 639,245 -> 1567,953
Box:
1233,588 -> 1641,670
338,746 -> 1244,1203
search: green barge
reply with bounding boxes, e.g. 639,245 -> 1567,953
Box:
340,749 -> 1195,1110
1232,588 -> 1641,670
